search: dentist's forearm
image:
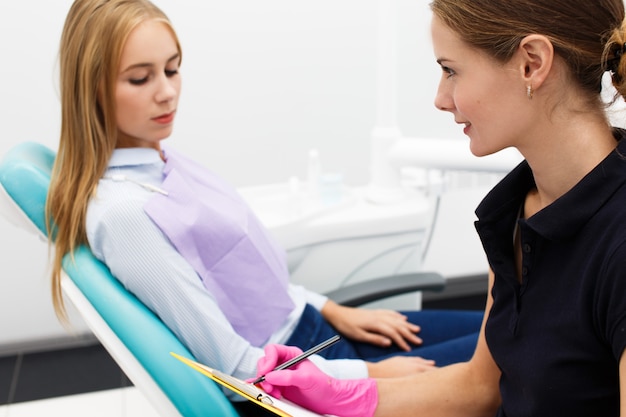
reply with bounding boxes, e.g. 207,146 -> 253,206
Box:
373,362 -> 500,417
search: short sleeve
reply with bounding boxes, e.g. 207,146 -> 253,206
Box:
598,240 -> 626,360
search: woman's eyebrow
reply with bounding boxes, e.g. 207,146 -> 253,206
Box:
121,53 -> 180,73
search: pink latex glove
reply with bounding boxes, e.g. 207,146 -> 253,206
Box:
255,344 -> 378,417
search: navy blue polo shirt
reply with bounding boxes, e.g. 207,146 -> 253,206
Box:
475,133 -> 626,417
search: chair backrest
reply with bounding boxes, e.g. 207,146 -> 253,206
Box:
0,142 -> 239,417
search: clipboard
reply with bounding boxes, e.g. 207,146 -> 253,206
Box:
170,352 -> 327,417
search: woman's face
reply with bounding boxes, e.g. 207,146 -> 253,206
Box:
431,15 -> 528,157
115,19 -> 181,150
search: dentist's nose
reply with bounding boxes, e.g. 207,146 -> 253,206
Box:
434,81 -> 453,112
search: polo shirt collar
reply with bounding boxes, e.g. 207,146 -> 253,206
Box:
477,129 -> 626,241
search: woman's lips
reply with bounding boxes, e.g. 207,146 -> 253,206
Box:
153,111 -> 175,124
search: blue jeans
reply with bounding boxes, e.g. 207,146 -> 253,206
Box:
285,304 -> 483,366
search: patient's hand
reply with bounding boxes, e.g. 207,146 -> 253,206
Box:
321,300 -> 422,351
366,356 -> 436,378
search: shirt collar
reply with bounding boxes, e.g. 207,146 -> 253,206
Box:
107,147 -> 163,169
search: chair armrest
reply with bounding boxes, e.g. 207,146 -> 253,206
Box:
324,272 -> 446,307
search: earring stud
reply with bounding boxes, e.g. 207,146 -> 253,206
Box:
527,85 -> 534,100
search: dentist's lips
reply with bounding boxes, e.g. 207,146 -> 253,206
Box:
153,111 -> 175,124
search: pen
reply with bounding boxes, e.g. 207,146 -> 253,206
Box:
251,334 -> 341,385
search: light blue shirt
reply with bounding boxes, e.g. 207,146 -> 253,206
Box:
85,147 -> 366,399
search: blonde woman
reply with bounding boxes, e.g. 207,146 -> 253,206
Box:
46,1 -> 483,413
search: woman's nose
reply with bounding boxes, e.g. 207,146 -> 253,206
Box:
155,75 -> 178,103
433,82 -> 453,112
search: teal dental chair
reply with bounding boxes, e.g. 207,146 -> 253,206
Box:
0,141 -> 446,417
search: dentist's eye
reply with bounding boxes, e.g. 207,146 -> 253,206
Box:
441,66 -> 456,78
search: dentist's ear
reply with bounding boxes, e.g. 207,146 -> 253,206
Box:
516,34 -> 554,94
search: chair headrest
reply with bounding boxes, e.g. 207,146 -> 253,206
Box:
0,142 -> 55,239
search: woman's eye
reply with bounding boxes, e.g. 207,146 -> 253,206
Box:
165,68 -> 179,77
442,66 -> 456,78
129,76 -> 149,85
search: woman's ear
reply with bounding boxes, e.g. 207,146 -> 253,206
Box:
517,34 -> 554,92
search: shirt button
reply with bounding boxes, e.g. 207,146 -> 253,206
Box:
522,266 -> 528,276
523,243 -> 531,253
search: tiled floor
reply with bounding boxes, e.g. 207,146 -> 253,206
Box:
0,343 -> 159,416
0,293 -> 486,416
0,344 -> 129,406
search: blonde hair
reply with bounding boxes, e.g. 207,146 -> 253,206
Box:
47,0 -> 181,320
430,0 -> 625,101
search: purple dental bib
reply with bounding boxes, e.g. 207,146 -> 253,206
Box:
143,147 -> 295,346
